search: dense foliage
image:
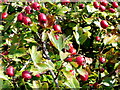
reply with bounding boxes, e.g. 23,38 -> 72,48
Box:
0,0 -> 120,89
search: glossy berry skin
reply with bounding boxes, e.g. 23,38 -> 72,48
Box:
22,71 -> 32,80
1,51 -> 9,55
95,36 -> 100,41
53,24 -> 62,33
80,73 -> 88,81
23,17 -> 32,25
70,70 -> 74,75
93,2 -> 99,9
100,20 -> 108,29
38,13 -> 47,23
68,43 -> 73,48
54,35 -> 59,40
61,0 -> 70,5
65,57 -> 73,62
68,47 -> 76,55
99,5 -> 106,12
109,8 -> 115,13
2,12 -> 8,19
100,68 -> 104,73
93,82 -> 99,88
31,2 -> 40,10
25,6 -> 32,14
76,56 -> 85,66
100,1 -> 108,6
17,13 -> 23,22
79,4 -> 85,9
35,74 -> 40,78
112,2 -> 118,8
99,57 -> 106,63
6,66 -> 14,77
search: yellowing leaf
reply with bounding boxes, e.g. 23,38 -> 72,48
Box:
59,51 -> 70,60
103,35 -> 118,45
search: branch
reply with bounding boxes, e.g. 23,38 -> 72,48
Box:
20,59 -> 32,71
98,67 -> 118,84
42,41 -> 59,87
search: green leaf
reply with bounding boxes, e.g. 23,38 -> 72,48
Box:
77,67 -> 88,76
48,31 -> 64,51
63,70 -> 80,88
59,51 -> 70,60
42,82 -> 49,88
0,79 -> 3,90
0,25 -> 4,31
42,31 -> 48,42
32,81 -> 41,88
103,35 -> 117,45
83,26 -> 91,32
84,18 -> 93,24
86,5 -> 97,13
79,34 -> 88,45
29,46 -> 42,64
29,23 -> 38,32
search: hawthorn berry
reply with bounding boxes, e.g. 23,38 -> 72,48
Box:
79,4 -> 85,9
93,2 -> 99,9
65,57 -> 73,62
100,1 -> 108,6
2,12 -> 8,19
54,35 -> 59,40
17,13 -> 24,22
35,74 -> 40,78
80,72 -> 88,81
25,6 -> 32,14
61,0 -> 70,5
6,66 -> 14,77
109,8 -> 115,13
100,20 -> 108,29
112,2 -> 118,8
31,2 -> 40,10
53,24 -> 62,33
22,71 -> 32,80
99,57 -> 106,63
99,5 -> 106,12
23,17 -> 32,25
76,56 -> 85,66
95,36 -> 100,41
38,13 -> 47,23
68,47 -> 76,55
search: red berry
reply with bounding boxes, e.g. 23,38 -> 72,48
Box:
2,12 -> 8,19
76,56 -> 85,66
99,57 -> 106,63
1,51 -> 9,55
109,8 -> 115,13
100,1 -> 108,6
31,2 -> 40,10
17,13 -> 24,22
25,6 -> 32,14
68,47 -> 76,55
93,2 -> 99,9
35,74 -> 40,78
95,36 -> 100,41
99,68 -> 105,73
23,17 -> 32,25
112,2 -> 118,8
61,0 -> 70,5
93,82 -> 99,88
65,57 -> 73,62
6,66 -> 14,77
100,20 -> 108,29
79,4 -> 85,9
53,24 -> 62,33
54,35 -> 59,40
38,13 -> 47,23
22,71 -> 32,80
80,72 -> 88,81
69,70 -> 74,75
99,5 -> 106,12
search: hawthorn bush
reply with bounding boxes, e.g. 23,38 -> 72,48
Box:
0,0 -> 120,89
